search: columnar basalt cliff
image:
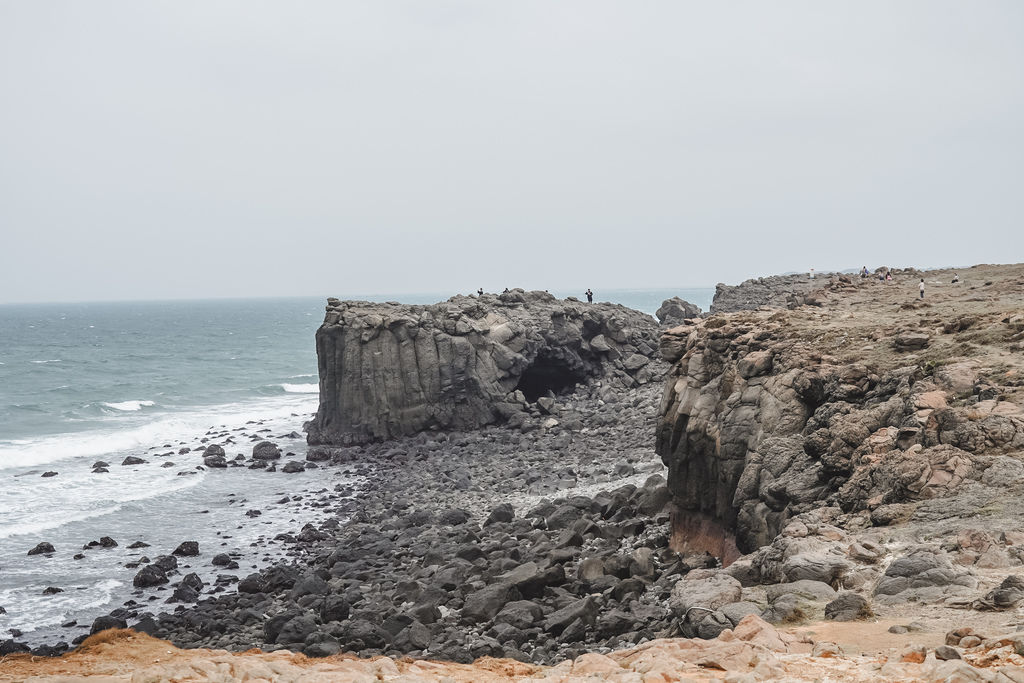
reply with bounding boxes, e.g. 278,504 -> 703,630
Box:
657,264 -> 1024,560
308,290 -> 663,445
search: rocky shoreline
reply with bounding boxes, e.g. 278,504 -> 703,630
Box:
7,264 -> 1024,682
79,382 -> 687,665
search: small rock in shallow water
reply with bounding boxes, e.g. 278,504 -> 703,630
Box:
41,471 -> 58,477
121,456 -> 146,466
252,441 -> 282,460
133,565 -> 168,588
42,586 -> 64,595
173,541 -> 199,557
28,542 -> 55,556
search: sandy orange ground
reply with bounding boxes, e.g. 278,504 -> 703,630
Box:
4,617 -> 1024,683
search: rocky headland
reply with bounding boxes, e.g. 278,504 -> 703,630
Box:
6,265 -> 1024,682
307,290 -> 662,445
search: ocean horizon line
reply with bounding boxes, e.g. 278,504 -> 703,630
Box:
0,285 -> 719,309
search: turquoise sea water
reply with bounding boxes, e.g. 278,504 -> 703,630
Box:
0,287 -> 712,642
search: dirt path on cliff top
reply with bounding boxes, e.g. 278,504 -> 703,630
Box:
778,264 -> 1024,380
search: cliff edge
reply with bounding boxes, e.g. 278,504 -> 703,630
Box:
658,263 -> 1024,557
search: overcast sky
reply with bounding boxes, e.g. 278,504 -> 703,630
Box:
1,2 -> 1022,304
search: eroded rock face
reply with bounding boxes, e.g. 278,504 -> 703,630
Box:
710,274 -> 832,314
308,291 -> 662,445
656,292 -> 1024,556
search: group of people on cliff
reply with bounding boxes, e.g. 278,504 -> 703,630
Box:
475,288 -> 596,303
812,267 -> 962,300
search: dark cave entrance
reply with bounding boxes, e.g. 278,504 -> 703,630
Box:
516,352 -> 584,403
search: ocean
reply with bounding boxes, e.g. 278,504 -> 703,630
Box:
0,287 -> 713,645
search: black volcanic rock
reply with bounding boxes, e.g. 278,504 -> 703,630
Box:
173,541 -> 199,557
307,292 -> 663,445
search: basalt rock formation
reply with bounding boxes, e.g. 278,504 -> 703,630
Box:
657,264 -> 1024,559
307,290 -> 663,446
654,297 -> 702,326
709,273 -> 832,314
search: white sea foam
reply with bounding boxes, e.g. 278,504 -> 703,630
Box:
0,578 -> 124,631
281,383 -> 318,393
0,394 -> 317,470
0,504 -> 124,539
101,400 -> 156,411
29,359 -> 62,364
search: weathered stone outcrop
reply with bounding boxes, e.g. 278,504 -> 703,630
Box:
657,264 -> 1024,558
710,273 -> 832,314
655,297 -> 702,326
308,290 -> 662,445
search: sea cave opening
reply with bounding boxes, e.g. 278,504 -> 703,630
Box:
516,352 -> 583,403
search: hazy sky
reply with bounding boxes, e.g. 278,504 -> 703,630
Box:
1,2 -> 1022,304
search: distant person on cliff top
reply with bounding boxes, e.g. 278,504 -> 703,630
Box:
886,272 -> 892,281
477,288 -> 483,296
920,279 -> 925,299
952,273 -> 959,284
861,266 -> 869,278
585,289 -> 593,303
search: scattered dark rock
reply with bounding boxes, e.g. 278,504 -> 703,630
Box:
824,592 -> 873,621
28,542 -> 55,556
133,565 -> 168,588
173,541 -> 199,557
90,615 -> 127,634
252,441 -> 282,460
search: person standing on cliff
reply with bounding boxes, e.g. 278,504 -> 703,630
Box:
477,288 -> 483,296
920,278 -> 925,299
585,289 -> 593,303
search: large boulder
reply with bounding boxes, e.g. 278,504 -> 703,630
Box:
669,570 -> 743,618
252,441 -> 282,460
133,565 -> 168,588
306,293 -> 662,445
874,550 -> 977,603
655,297 -> 702,325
